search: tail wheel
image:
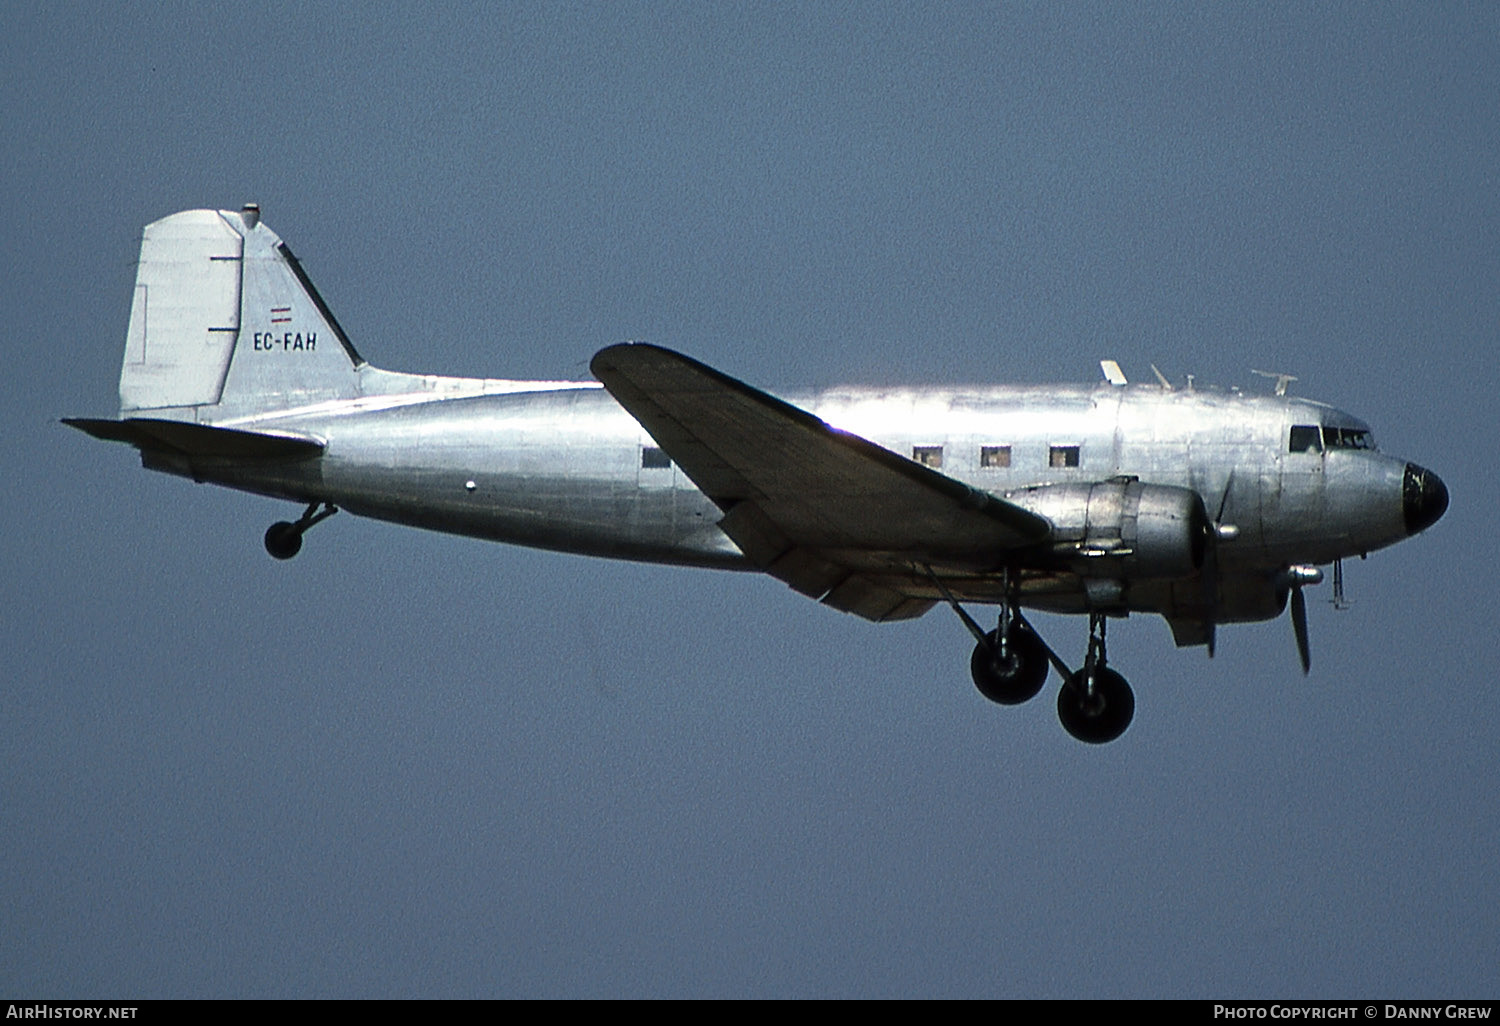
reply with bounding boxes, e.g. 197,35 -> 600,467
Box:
970,628 -> 1050,705
263,502 -> 338,560
1057,667 -> 1135,744
264,522 -> 303,560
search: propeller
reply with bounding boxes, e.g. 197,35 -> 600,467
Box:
1200,534 -> 1219,658
1280,565 -> 1323,675
1290,583 -> 1311,674
1202,474 -> 1238,658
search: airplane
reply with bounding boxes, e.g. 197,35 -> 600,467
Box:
66,205 -> 1449,743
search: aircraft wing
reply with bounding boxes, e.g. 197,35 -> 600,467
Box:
591,344 -> 1051,622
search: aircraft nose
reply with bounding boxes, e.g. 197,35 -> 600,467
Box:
1403,463 -> 1449,535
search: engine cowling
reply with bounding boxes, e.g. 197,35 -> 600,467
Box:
1006,477 -> 1210,580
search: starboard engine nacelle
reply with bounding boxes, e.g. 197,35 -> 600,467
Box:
1006,477 -> 1210,580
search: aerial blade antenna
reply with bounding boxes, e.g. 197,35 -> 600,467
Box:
1251,369 -> 1298,396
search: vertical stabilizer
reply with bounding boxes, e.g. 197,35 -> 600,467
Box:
118,206 -> 364,421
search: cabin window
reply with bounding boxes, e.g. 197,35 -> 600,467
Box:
913,445 -> 944,469
1049,445 -> 1080,468
641,446 -> 672,469
980,445 -> 1012,468
1289,426 -> 1322,453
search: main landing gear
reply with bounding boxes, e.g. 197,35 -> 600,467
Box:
931,569 -> 1136,744
1054,614 -> 1134,745
968,590 -> 1049,705
263,501 -> 338,560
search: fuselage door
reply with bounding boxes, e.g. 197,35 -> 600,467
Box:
1268,421 -> 1327,546
636,438 -> 680,534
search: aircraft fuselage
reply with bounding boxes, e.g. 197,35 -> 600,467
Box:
147,373 -> 1430,636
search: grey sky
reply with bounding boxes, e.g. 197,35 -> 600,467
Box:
4,2 -> 1496,997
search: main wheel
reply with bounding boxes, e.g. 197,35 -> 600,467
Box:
970,628 -> 1050,705
1057,667 -> 1134,744
264,521 -> 303,560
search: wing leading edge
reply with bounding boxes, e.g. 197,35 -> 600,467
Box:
591,344 -> 1051,622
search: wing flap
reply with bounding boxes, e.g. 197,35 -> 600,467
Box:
820,575 -> 935,622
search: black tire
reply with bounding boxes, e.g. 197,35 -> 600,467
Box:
264,522 -> 303,560
1057,667 -> 1134,744
970,628 -> 1050,705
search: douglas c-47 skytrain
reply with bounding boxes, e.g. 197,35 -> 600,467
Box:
67,206 -> 1449,743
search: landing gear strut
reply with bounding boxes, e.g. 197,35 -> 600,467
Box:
968,573 -> 1052,704
1056,613 -> 1135,745
927,567 -> 1060,707
264,501 -> 338,560
930,567 -> 1136,743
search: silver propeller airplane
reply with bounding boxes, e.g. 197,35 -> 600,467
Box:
68,206 -> 1449,743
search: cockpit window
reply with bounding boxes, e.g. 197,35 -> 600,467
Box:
1289,425 -> 1322,453
1290,424 -> 1375,453
1324,426 -> 1374,450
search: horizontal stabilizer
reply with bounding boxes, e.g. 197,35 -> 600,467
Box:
63,417 -> 325,461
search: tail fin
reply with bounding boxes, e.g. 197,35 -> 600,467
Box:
119,205 -> 365,421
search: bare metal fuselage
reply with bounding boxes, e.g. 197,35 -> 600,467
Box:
148,371 -> 1416,633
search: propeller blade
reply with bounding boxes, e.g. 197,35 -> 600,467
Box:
1199,491 -> 1222,658
1290,585 -> 1311,675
